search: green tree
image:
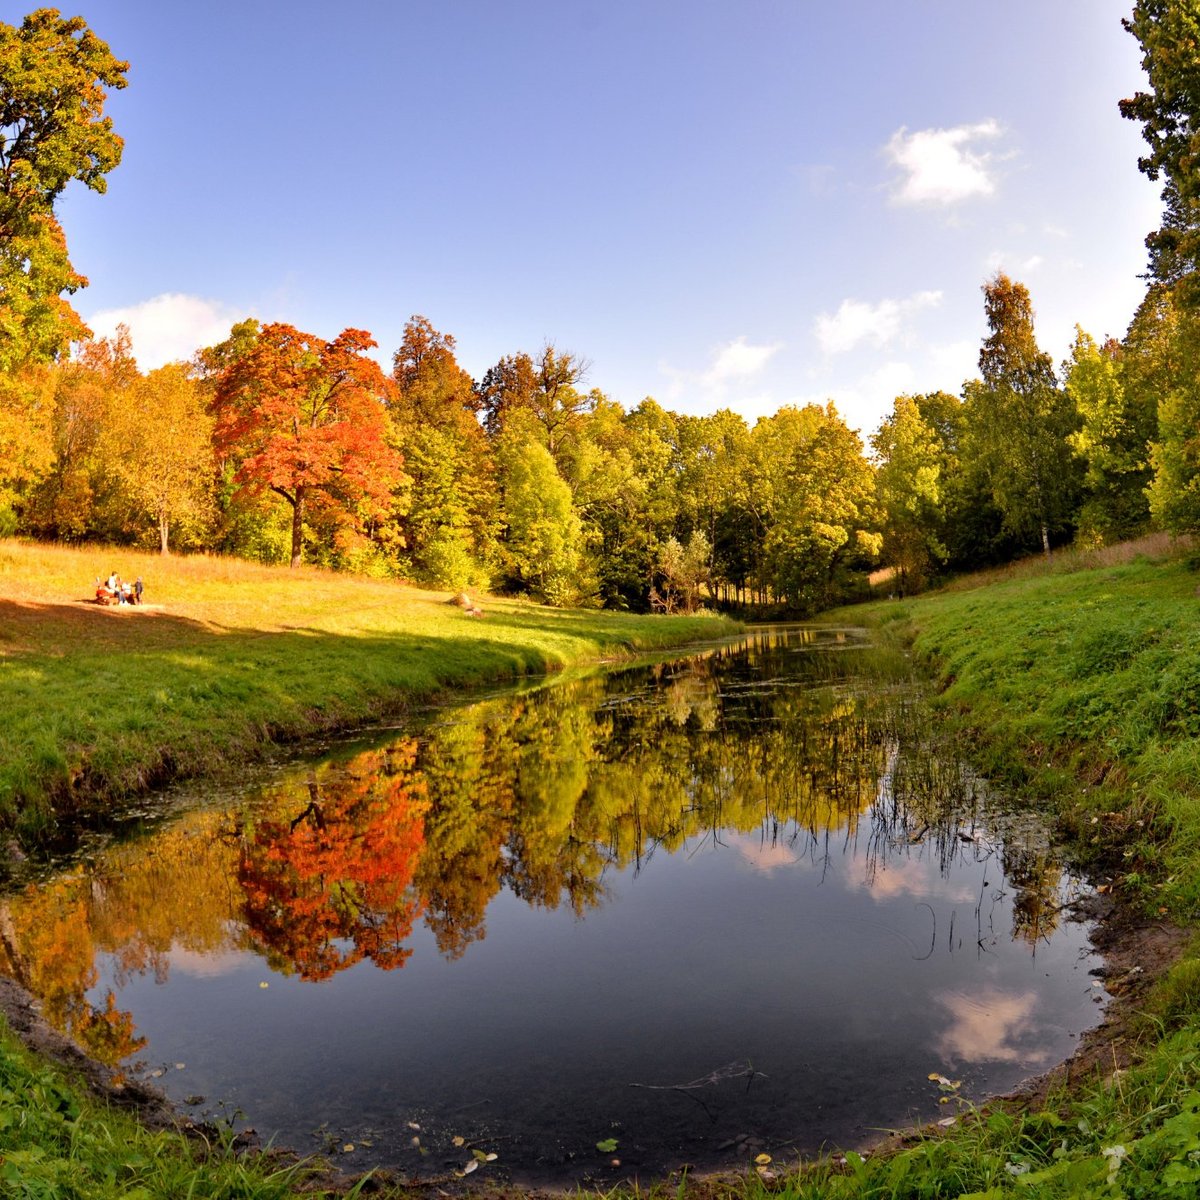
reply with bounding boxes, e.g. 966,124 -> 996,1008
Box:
389,316 -> 498,587
1120,1 -> 1200,303
1064,326 -> 1154,543
871,394 -> 949,594
967,274 -> 1081,557
496,416 -> 583,604
0,8 -> 128,366
751,403 -> 879,609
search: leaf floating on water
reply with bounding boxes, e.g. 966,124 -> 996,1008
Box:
407,1121 -> 421,1131
611,1158 -> 621,1167
461,1159 -> 478,1175
342,1144 -> 355,1153
936,1117 -> 956,1128
259,981 -> 269,989
472,1149 -> 488,1162
411,1136 -> 421,1149
451,1136 -> 465,1147
174,1063 -> 186,1071
755,1153 -> 772,1166
485,1153 -> 498,1162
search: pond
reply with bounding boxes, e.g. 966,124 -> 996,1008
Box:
0,625 -> 1104,1186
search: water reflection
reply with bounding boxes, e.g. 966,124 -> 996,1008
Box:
0,626 -> 1099,1180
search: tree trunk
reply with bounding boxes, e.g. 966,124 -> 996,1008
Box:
290,488 -> 305,568
159,513 -> 170,555
1041,520 -> 1051,558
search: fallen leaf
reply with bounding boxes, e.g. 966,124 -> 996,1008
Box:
407,1121 -> 421,1131
259,981 -> 269,989
461,1160 -> 478,1175
485,1153 -> 498,1162
472,1149 -> 488,1162
451,1136 -> 465,1147
174,1063 -> 186,1070
755,1153 -> 772,1165
342,1143 -> 355,1152
597,1138 -> 619,1153
937,1117 -> 956,1128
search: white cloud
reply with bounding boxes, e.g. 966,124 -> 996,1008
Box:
815,291 -> 942,355
704,335 -> 782,384
984,250 -> 1044,276
86,293 -> 248,369
929,339 -> 978,389
660,335 -> 783,407
887,120 -> 1003,206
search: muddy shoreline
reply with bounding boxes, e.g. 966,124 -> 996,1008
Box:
0,890 -> 1185,1197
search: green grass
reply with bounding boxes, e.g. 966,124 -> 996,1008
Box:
0,538 -> 737,841
0,1024 -> 397,1198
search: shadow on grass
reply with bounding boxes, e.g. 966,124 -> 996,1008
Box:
0,598 -> 734,842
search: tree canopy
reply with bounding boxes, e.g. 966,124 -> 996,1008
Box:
0,8 -> 127,367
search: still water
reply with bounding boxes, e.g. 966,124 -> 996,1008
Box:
0,626 -> 1103,1184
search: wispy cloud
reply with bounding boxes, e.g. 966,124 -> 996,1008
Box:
661,335 -> 783,406
984,250 -> 1044,276
815,291 -> 942,355
86,293 -> 249,369
887,120 -> 1004,206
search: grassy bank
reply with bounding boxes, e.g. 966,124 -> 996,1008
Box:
0,538 -> 737,843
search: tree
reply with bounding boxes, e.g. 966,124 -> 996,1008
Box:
24,326 -> 137,540
389,316 -> 497,587
967,274 -> 1081,557
495,417 -> 583,604
1120,1 -> 1200,303
751,404 -> 879,609
0,8 -> 128,366
102,363 -> 214,553
1064,326 -> 1155,543
211,323 -> 406,568
871,394 -> 950,594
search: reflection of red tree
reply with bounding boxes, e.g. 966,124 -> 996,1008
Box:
237,746 -> 429,981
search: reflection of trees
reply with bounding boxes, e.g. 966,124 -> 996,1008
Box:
237,741 -> 429,981
1,630 -> 1070,1058
0,880 -> 144,1066
0,809 -> 242,1066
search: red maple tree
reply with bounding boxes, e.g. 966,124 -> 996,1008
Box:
211,323 -> 405,567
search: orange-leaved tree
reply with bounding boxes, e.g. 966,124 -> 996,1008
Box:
210,323 -> 405,567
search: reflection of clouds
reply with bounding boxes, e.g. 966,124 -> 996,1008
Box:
168,945 -> 247,979
935,987 -> 1047,1065
864,857 -> 975,903
727,833 -> 798,873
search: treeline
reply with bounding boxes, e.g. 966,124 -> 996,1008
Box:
0,268 -> 1194,613
6,4 -> 1200,613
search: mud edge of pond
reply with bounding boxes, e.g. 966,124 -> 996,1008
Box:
0,892 -> 1189,1198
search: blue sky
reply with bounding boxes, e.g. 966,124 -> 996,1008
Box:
53,0 -> 1161,440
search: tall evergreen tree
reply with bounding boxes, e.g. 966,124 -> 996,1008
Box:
967,274 -> 1081,557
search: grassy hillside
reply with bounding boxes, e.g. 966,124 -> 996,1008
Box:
0,539 -> 737,841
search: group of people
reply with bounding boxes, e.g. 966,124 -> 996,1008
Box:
96,570 -> 144,606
